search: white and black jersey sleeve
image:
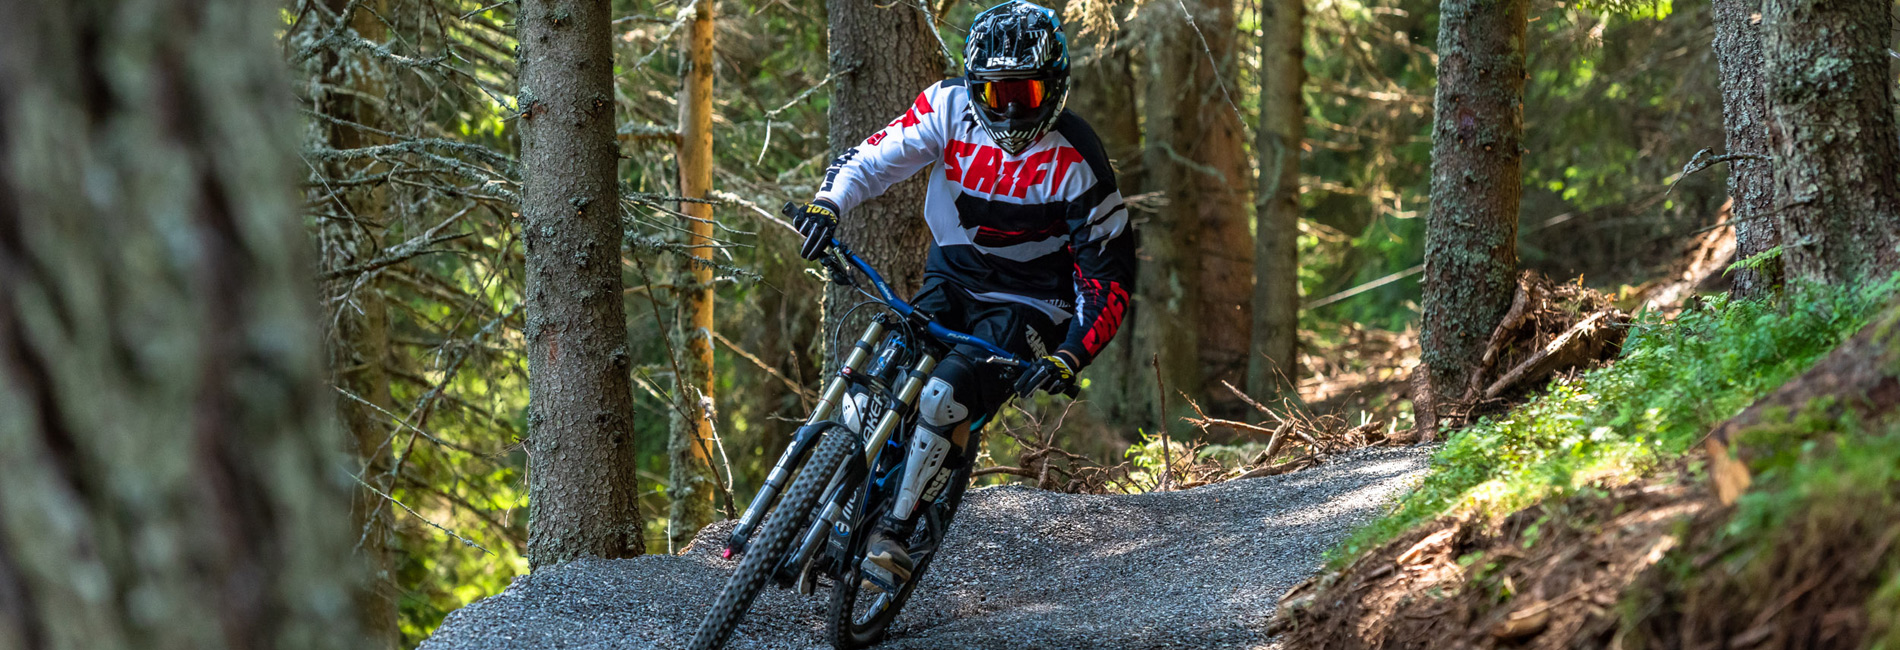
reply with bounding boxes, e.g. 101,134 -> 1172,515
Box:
815,83 -> 957,212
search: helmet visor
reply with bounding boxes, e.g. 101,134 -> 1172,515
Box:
977,79 -> 1046,110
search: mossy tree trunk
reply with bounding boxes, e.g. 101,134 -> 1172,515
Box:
311,1 -> 402,644
1248,0 -> 1305,401
518,0 -> 647,567
822,0 -> 942,365
669,0 -> 721,551
1134,0 -> 1254,424
1761,0 -> 1900,286
1065,0 -> 1146,427
0,1 -> 362,647
1419,0 -> 1527,408
1711,0 -> 1780,296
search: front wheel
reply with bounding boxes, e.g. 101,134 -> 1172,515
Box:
824,464 -> 972,649
689,425 -> 859,650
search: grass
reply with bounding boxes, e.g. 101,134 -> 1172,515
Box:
1328,280 -> 1898,566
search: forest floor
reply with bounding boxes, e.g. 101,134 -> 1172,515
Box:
419,446 -> 1434,650
1272,284 -> 1900,649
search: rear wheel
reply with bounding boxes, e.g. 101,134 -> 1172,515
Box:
689,425 -> 858,650
825,465 -> 972,649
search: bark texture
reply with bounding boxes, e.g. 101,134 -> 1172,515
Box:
1711,0 -> 1780,296
1248,0 -> 1305,400
311,2 -> 402,644
669,0 -> 720,551
519,0 -> 646,568
1064,0 -> 1146,426
1134,0 -> 1254,423
0,1 -> 361,648
823,0 -> 942,362
1420,0 -> 1526,404
1761,0 -> 1900,286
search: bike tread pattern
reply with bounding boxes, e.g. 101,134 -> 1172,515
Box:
689,427 -> 858,650
825,466 -> 971,649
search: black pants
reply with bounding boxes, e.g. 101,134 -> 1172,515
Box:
907,278 -> 1067,428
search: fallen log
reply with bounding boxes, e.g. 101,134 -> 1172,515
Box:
1483,309 -> 1631,400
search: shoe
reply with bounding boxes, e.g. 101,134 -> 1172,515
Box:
858,533 -> 914,594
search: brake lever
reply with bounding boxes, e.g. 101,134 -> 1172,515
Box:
819,252 -> 855,287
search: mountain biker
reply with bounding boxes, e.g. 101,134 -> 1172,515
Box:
789,0 -> 1134,595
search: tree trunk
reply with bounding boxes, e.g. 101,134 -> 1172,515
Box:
1248,0 -> 1305,400
823,0 -> 942,364
669,0 -> 721,552
312,2 -> 402,644
519,0 -> 646,567
1065,0 -> 1148,428
0,1 -> 361,647
1761,0 -> 1900,286
1419,0 -> 1527,409
1711,0 -> 1780,297
1135,0 -> 1254,423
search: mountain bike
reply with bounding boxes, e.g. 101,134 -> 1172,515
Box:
685,208 -> 1074,650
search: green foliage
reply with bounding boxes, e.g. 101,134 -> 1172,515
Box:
1122,429 -> 1196,488
1300,1 -> 1724,327
1725,244 -> 1783,276
1623,399 -> 1900,647
1329,280 -> 1898,565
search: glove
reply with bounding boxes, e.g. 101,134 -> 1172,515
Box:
1014,353 -> 1077,397
792,199 -> 839,261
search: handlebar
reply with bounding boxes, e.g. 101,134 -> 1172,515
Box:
825,237 -> 1021,363
790,202 -> 1079,398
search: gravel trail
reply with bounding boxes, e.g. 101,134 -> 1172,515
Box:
420,445 -> 1432,650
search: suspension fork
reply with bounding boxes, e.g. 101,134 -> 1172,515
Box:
725,320 -> 888,557
780,353 -> 940,579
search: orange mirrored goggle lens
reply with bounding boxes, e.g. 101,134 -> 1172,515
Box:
979,79 -> 1045,110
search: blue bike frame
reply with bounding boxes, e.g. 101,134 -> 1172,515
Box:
835,243 -> 1020,364
723,239 -> 1019,558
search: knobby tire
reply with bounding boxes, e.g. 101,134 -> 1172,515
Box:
689,426 -> 858,650
824,466 -> 972,649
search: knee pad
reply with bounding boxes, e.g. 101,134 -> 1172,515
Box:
917,377 -> 969,428
893,377 -> 972,521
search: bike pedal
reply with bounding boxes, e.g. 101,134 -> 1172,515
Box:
860,564 -> 900,595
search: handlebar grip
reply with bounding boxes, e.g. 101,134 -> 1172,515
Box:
1060,384 -> 1080,399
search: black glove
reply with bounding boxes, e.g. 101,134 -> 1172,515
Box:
791,199 -> 839,261
1014,353 -> 1078,397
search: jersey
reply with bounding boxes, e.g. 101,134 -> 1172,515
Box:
814,78 -> 1135,367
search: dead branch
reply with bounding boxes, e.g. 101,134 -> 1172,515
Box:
1483,309 -> 1629,400
709,329 -> 817,408
1221,379 -> 1282,421
1151,354 -> 1173,491
1234,454 -> 1318,480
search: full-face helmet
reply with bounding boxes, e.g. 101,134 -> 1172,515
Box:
964,1 -> 1070,155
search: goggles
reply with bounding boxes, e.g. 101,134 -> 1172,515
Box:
976,79 -> 1047,110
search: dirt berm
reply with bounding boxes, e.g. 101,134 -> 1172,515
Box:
420,446 -> 1432,650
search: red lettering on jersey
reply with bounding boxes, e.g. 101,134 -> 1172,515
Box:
1012,149 -> 1058,198
964,145 -> 1002,193
894,91 -> 936,128
943,140 -> 975,183
866,131 -> 888,146
997,160 -> 1023,196
1051,147 -> 1085,193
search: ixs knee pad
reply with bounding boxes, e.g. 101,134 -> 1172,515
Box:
890,376 -> 970,521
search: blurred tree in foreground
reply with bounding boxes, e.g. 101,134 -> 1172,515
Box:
0,0 -> 362,647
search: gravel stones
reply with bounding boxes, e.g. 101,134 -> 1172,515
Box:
420,446 -> 1433,650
